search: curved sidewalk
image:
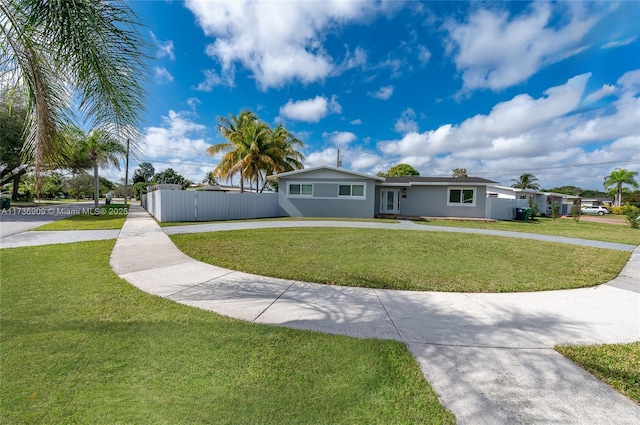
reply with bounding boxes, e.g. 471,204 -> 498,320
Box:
111,206 -> 640,425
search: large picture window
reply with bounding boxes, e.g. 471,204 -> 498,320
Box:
288,183 -> 313,197
447,187 -> 476,206
338,184 -> 365,198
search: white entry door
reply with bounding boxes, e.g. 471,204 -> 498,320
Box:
380,189 -> 401,214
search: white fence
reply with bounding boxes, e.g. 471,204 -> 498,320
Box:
485,198 -> 530,220
143,190 -> 279,222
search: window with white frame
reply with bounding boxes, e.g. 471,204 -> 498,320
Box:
338,183 -> 365,198
288,183 -> 313,197
447,187 -> 476,206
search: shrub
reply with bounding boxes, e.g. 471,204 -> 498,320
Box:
610,206 -> 625,215
570,205 -> 581,222
550,201 -> 560,220
621,205 -> 639,229
528,198 -> 540,220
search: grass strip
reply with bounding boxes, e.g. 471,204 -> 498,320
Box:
32,204 -> 129,230
416,217 -> 640,245
160,216 -> 399,227
0,241 -> 454,424
170,228 -> 629,292
556,342 -> 640,403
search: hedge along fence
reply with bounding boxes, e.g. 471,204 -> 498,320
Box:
143,190 -> 279,222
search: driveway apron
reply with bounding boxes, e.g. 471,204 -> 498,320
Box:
111,206 -> 640,424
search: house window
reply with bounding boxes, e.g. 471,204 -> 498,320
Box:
288,183 -> 313,197
448,187 -> 476,206
338,184 -> 365,198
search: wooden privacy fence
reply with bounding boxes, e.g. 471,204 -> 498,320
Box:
142,190 -> 279,222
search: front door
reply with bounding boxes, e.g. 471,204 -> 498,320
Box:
380,189 -> 401,214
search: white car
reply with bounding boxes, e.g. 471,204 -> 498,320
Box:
581,206 -> 610,215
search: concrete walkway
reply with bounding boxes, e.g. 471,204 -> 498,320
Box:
0,229 -> 120,248
110,206 -> 640,424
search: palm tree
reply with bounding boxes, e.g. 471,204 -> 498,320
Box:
511,173 -> 540,190
67,127 -> 126,210
208,112 -> 306,193
258,124 -> 305,192
202,171 -> 217,186
1,0 -> 147,194
604,168 -> 639,207
207,111 -> 266,193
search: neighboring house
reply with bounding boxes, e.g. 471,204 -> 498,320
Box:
147,183 -> 182,191
269,166 -> 499,219
487,185 -> 579,215
581,198 -> 613,208
187,183 -> 244,193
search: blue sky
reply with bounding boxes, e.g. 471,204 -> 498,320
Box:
107,0 -> 640,190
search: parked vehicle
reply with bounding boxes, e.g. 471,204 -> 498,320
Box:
581,206 -> 610,215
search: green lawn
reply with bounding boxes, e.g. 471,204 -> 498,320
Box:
33,204 -> 129,230
556,342 -> 640,403
0,241 -> 454,424
417,216 -> 640,245
160,216 -> 399,227
170,228 -> 629,292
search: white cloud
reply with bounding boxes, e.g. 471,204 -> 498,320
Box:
394,108 -> 418,134
329,94 -> 342,114
187,97 -> 201,111
602,37 -> 637,49
150,31 -> 175,61
323,131 -> 357,147
305,148 -> 340,168
617,69 -> 640,96
368,85 -> 394,100
142,110 -> 210,163
584,84 -> 616,103
372,71 -> 639,188
350,119 -> 363,125
350,151 -> 381,170
444,2 -> 597,92
417,45 -> 432,64
153,66 -> 174,84
279,95 -> 341,122
185,0 -> 382,90
195,69 -> 235,91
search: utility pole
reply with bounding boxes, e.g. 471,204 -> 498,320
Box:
336,148 -> 342,168
124,138 -> 130,207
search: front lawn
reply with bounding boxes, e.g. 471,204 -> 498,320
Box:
416,217 -> 640,245
160,216 -> 400,227
170,228 -> 629,292
556,342 -> 640,403
0,241 -> 454,424
32,204 -> 129,230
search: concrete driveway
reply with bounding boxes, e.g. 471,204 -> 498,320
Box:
111,206 -> 640,424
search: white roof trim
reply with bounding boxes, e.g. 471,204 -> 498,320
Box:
269,165 -> 385,181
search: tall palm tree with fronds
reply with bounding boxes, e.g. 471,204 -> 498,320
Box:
258,124 -> 305,192
207,111 -> 258,193
604,168 -> 639,207
511,173 -> 540,190
208,112 -> 306,193
1,0 -> 147,194
67,127 -> 126,210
